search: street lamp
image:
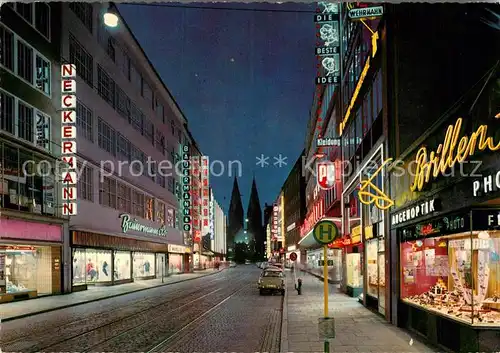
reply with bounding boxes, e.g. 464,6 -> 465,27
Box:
104,6 -> 119,28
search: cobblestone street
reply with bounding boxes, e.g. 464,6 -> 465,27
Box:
282,271 -> 440,353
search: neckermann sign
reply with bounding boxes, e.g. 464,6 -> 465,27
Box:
391,198 -> 441,226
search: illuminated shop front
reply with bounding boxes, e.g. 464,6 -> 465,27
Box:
0,217 -> 64,303
168,244 -> 191,274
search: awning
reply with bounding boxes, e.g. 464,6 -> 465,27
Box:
298,217 -> 342,249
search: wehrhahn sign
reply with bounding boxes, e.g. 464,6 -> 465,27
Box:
120,214 -> 168,237
348,6 -> 384,20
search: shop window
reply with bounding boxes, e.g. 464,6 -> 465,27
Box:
72,248 -> 112,284
4,245 -> 52,295
114,251 -> 131,280
156,200 -> 165,224
117,182 -> 131,213
77,162 -> 94,202
169,253 -> 183,274
145,196 -> 154,220
132,190 -> 144,218
133,252 -> 155,278
166,206 -> 175,227
401,230 -> 500,326
99,176 -> 116,209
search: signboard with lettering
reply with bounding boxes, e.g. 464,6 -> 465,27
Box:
181,145 -> 192,233
348,6 -> 384,20
314,2 -> 340,85
209,188 -> 215,240
201,156 -> 210,236
473,170 -> 500,197
120,214 -> 168,237
60,64 -> 77,216
391,199 -> 441,227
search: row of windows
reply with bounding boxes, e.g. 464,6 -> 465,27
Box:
5,3 -> 51,41
342,70 -> 383,164
77,163 -> 178,228
0,89 -> 52,151
343,36 -> 369,111
69,4 -> 178,134
0,24 -> 51,96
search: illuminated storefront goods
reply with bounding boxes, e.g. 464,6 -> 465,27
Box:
60,64 -> 78,216
182,145 -> 192,232
410,115 -> 500,192
358,158 -> 394,210
119,214 -> 168,236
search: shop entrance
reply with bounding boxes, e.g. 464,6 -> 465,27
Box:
156,253 -> 168,279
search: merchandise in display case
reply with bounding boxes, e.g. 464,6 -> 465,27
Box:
169,254 -> 183,274
73,249 -> 113,284
400,231 -> 500,326
114,251 -> 131,280
366,239 -> 378,297
346,253 -> 362,288
133,252 -> 155,278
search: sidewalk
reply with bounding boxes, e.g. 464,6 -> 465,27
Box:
1,269 -> 222,322
281,271 -> 439,353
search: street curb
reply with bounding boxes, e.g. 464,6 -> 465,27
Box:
280,274 -> 289,353
2,269 -> 226,322
305,269 -> 340,284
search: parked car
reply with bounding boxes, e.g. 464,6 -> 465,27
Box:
258,268 -> 285,295
245,259 -> 252,265
229,261 -> 237,267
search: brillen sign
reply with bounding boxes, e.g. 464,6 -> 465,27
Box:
60,64 -> 78,216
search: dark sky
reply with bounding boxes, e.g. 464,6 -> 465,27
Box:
118,2 -> 316,214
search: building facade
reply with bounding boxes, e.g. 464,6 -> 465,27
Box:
62,3 -> 192,289
0,3 -> 71,302
282,152 -> 306,266
212,195 -> 227,260
385,4 -> 500,351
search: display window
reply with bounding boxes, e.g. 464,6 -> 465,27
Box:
72,248 -> 112,284
366,239 -> 378,298
346,252 -> 362,287
114,251 -> 131,281
400,231 -> 500,326
133,252 -> 155,278
169,254 -> 183,274
1,245 -> 52,295
156,253 -> 167,278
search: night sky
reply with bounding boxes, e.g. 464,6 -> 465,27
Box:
118,2 -> 317,213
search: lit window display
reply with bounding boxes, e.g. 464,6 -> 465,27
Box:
400,231 -> 500,326
346,253 -> 361,288
133,252 -> 155,278
2,245 -> 52,294
72,248 -> 112,284
156,253 -> 167,278
114,251 -> 131,280
169,254 -> 183,274
366,239 -> 378,298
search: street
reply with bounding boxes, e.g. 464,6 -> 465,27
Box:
2,266 -> 282,353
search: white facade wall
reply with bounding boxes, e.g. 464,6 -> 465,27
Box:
62,3 -> 187,245
213,199 -> 226,255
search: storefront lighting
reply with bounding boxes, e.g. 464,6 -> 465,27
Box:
478,231 -> 490,239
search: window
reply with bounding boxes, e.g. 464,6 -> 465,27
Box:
120,50 -> 130,80
78,163 -> 94,202
170,120 -> 175,135
355,107 -> 361,150
167,176 -> 174,193
17,40 -> 33,84
365,89 -> 373,133
0,26 -> 14,71
98,117 -> 116,156
18,101 -> 34,142
142,79 -> 153,105
97,65 -> 115,107
177,128 -> 182,143
130,103 -> 143,133
107,36 -> 116,62
34,3 -> 50,39
374,70 -> 383,118
0,91 -> 15,135
156,174 -> 166,188
117,182 -> 131,213
35,55 -> 50,95
99,176 -> 116,209
166,206 -> 175,227
130,146 -> 144,174
143,118 -> 154,145
69,34 -> 93,86
155,131 -> 165,154
76,101 -> 94,142
16,3 -> 33,24
130,63 -> 142,94
155,100 -> 165,123
132,190 -> 144,218
115,86 -> 130,120
117,133 -> 131,161
156,200 -> 165,224
69,3 -> 92,33
145,196 -> 154,220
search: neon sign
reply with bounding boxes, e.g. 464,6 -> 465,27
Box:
181,145 -> 192,232
410,115 -> 500,192
358,158 -> 394,210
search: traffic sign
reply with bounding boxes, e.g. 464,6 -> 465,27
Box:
290,252 -> 297,261
313,220 -> 340,245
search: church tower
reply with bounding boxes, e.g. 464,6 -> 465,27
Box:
227,176 -> 244,251
246,176 -> 264,258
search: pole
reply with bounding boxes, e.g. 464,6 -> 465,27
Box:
323,245 -> 329,353
161,257 -> 164,283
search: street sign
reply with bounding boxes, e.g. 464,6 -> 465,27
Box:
289,252 -> 297,261
348,6 -> 384,21
313,220 -> 339,245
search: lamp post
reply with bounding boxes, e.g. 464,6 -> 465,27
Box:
103,5 -> 119,28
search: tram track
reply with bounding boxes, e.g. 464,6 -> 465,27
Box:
2,274 -> 226,352
29,275 -> 252,352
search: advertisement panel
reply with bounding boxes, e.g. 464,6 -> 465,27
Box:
201,156 -> 210,236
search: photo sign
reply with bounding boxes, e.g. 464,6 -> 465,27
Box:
60,64 -> 78,216
315,2 -> 340,85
